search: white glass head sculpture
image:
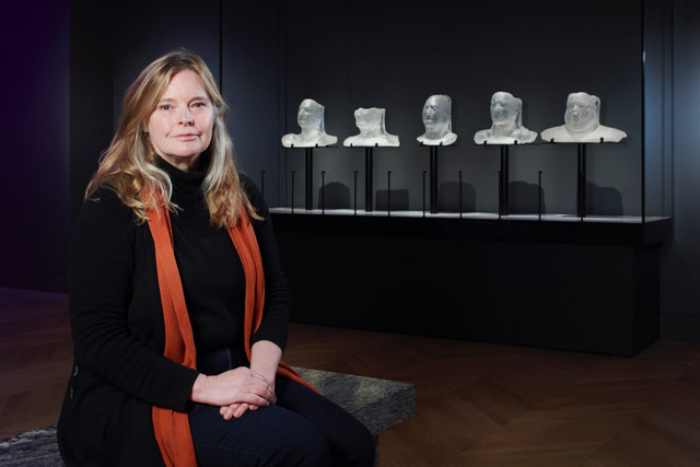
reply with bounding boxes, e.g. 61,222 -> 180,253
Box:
417,95 -> 457,146
281,98 -> 338,148
343,107 -> 400,147
474,92 -> 537,145
540,92 -> 627,143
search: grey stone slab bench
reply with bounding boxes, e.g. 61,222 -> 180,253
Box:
0,368 -> 415,466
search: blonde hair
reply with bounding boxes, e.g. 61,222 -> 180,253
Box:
86,48 -> 259,228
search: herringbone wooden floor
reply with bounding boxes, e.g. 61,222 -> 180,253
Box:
2,286 -> 700,465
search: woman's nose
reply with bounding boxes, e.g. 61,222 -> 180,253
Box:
179,108 -> 194,124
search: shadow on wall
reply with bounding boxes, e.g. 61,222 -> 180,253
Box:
376,189 -> 410,211
586,182 -> 624,216
509,181 -> 546,215
318,182 -> 352,210
437,181 -> 477,213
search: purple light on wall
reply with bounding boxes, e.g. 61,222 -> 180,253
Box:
0,0 -> 70,292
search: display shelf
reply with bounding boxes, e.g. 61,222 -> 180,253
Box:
270,208 -> 671,247
272,210 -> 669,356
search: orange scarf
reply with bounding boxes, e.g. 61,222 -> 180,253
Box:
147,203 -> 314,467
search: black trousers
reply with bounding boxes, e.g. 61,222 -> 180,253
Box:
189,348 -> 376,466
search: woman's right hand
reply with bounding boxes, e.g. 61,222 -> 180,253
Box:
190,367 -> 276,409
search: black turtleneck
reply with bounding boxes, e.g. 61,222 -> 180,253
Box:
69,159 -> 290,379
161,159 -> 247,354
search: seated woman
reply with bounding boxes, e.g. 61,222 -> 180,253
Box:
343,107 -> 400,147
417,94 -> 458,146
474,91 -> 538,145
281,98 -> 338,148
540,92 -> 627,143
57,49 -> 375,467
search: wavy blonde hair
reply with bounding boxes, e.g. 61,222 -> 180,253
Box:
86,49 -> 259,228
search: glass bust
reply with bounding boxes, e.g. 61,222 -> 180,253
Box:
281,98 -> 338,148
473,91 -> 537,145
417,94 -> 457,146
343,107 -> 400,147
540,92 -> 627,143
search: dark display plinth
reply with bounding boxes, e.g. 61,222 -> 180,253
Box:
273,214 -> 670,356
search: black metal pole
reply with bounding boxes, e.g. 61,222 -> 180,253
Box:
459,170 -> 463,219
538,170 -> 543,221
578,143 -> 586,219
321,171 -> 326,214
387,171 -> 392,217
430,146 -> 439,213
498,170 -> 502,220
500,145 -> 509,216
365,147 -> 374,212
291,171 -> 296,214
422,171 -> 427,217
353,170 -> 358,216
305,148 -> 313,210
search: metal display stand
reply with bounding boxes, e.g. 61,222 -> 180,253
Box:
480,142 -> 520,217
418,143 -> 445,214
365,147 -> 374,212
577,143 -> 587,219
345,143 -> 395,212
284,145 -> 335,211
284,139 -> 622,219
429,146 -> 439,214
499,145 -> 510,216
305,148 -> 314,210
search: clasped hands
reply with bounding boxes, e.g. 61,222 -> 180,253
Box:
191,367 -> 277,420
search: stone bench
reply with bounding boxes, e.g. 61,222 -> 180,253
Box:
0,368 -> 415,466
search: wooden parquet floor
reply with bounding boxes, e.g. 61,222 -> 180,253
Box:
2,287 -> 700,466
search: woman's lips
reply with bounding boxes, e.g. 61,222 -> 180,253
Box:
173,133 -> 198,140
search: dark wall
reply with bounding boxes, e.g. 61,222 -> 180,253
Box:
222,2 -> 285,204
282,0 -> 644,214
70,1 -> 114,223
659,0 -> 700,340
111,0 -> 221,127
69,0 -> 283,209
0,0 -> 70,292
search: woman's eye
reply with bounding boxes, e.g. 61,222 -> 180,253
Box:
192,102 -> 207,108
160,104 -> 171,111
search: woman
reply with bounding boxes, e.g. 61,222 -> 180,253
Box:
58,49 -> 375,466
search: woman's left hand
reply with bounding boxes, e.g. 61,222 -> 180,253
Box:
219,340 -> 282,419
219,371 -> 275,419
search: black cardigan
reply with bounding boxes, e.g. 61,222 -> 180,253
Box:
57,168 -> 290,466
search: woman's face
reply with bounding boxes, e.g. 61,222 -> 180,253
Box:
146,70 -> 214,172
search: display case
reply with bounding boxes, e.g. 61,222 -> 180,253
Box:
263,0 -> 672,356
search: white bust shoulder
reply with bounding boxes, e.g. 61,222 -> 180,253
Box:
473,91 -> 537,145
343,107 -> 400,147
540,92 -> 627,143
281,99 -> 338,148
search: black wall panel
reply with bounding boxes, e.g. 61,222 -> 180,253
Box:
222,1 -> 285,204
